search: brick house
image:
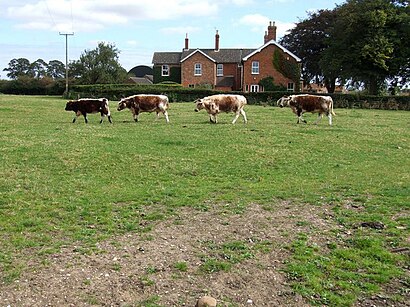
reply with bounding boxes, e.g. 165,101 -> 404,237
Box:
152,22 -> 301,92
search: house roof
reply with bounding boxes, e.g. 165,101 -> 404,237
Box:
129,76 -> 153,85
152,52 -> 182,64
152,42 -> 300,64
180,49 -> 216,63
181,48 -> 255,63
152,48 -> 256,65
243,40 -> 301,62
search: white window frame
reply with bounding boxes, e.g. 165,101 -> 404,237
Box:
251,61 -> 259,74
217,63 -> 223,76
250,84 -> 260,92
287,82 -> 295,92
161,65 -> 169,76
194,63 -> 202,76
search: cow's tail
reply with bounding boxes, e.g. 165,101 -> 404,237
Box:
330,97 -> 336,116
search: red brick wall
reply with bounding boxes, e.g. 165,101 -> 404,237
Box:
243,44 -> 298,92
181,52 -> 215,87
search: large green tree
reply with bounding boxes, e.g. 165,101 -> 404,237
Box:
30,59 -> 48,79
47,60 -> 65,79
69,42 -> 128,84
324,0 -> 409,94
3,58 -> 32,79
280,9 -> 339,92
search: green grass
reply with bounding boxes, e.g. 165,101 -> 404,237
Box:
0,94 -> 409,305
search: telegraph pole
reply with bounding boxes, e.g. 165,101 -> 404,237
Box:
59,32 -> 74,96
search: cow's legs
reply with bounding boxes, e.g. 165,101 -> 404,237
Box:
327,112 -> 333,125
232,111 -> 241,124
296,110 -> 307,124
83,113 -> 88,124
163,110 -> 170,123
241,109 -> 247,123
72,111 -> 81,123
134,111 -> 139,122
314,113 -> 323,125
209,114 -> 217,123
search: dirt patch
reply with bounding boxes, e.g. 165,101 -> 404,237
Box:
1,202 -> 337,306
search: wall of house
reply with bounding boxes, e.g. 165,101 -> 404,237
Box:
220,63 -> 242,91
153,65 -> 181,84
243,44 -> 297,92
181,53 -> 215,88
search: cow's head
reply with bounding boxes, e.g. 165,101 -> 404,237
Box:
117,98 -> 129,111
194,98 -> 205,112
277,96 -> 291,108
65,100 -> 75,111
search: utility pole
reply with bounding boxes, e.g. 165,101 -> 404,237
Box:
59,32 -> 74,96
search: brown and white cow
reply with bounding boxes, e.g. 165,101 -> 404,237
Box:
194,94 -> 247,124
65,98 -> 112,124
117,94 -> 169,123
277,94 -> 335,125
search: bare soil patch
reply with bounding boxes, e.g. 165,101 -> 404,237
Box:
1,201 -> 341,306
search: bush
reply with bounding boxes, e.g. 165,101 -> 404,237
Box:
66,83 -> 410,110
0,77 -> 65,95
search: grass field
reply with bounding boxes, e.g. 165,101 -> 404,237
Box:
0,94 -> 409,306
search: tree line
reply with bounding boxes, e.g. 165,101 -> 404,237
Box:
2,0 -> 409,96
280,0 -> 409,94
2,42 -> 129,88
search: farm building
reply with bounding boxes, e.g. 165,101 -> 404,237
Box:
152,22 -> 302,92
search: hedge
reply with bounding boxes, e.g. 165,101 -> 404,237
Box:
67,84 -> 410,110
0,79 -> 66,96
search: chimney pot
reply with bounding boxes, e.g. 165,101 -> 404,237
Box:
215,29 -> 220,51
184,33 -> 189,50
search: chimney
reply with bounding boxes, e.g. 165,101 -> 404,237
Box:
184,33 -> 189,50
264,21 -> 277,43
215,30 -> 220,52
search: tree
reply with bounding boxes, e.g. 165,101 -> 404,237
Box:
30,59 -> 48,79
280,9 -> 339,92
47,60 -> 65,79
324,0 -> 410,94
3,58 -> 32,79
69,42 -> 128,84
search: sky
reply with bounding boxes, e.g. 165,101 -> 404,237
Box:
0,0 -> 345,79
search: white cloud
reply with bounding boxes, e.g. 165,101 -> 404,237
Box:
160,26 -> 200,35
5,0 -> 219,32
238,14 -> 295,39
230,0 -> 254,5
126,40 -> 138,47
238,14 -> 270,32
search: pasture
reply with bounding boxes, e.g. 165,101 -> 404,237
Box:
0,94 -> 409,306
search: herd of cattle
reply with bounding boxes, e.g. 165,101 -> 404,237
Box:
65,93 -> 335,125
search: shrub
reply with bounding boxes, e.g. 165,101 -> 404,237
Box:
65,83 -> 410,110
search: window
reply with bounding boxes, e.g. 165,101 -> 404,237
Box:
194,63 -> 202,76
287,82 -> 295,92
251,61 -> 259,74
217,64 -> 223,76
161,65 -> 169,76
250,84 -> 260,92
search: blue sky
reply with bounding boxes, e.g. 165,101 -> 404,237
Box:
0,0 -> 345,78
